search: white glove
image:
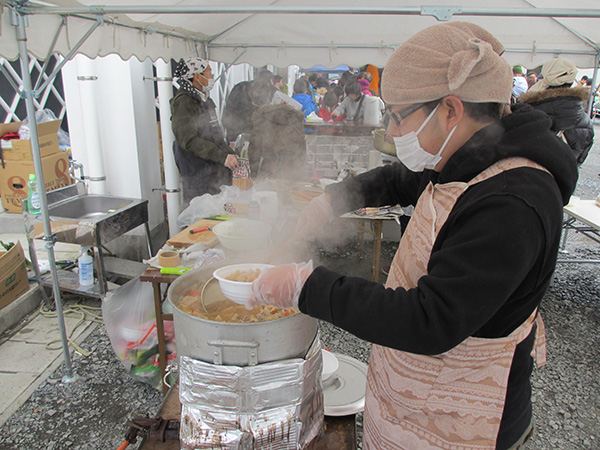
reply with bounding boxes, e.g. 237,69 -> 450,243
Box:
249,261 -> 314,309
295,194 -> 335,239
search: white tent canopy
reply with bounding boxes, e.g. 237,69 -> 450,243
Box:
1,1 -> 600,69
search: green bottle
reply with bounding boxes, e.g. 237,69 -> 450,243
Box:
27,174 -> 41,214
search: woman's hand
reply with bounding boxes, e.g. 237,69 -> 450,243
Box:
224,154 -> 239,170
249,261 -> 314,309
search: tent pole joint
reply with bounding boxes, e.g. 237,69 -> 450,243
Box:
421,6 -> 463,22
43,232 -> 58,250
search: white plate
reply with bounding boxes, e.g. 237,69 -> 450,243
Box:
323,353 -> 368,416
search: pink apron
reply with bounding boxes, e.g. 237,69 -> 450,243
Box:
363,158 -> 547,450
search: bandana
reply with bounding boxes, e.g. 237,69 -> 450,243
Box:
174,57 -> 209,102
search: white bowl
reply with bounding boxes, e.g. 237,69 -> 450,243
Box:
213,263 -> 274,305
321,349 -> 339,381
212,219 -> 272,252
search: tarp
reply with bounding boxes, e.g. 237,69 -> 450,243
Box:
1,1 -> 600,68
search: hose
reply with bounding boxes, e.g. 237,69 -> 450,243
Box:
39,301 -> 103,357
116,439 -> 130,450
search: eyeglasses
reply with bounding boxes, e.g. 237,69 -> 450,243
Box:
385,103 -> 427,127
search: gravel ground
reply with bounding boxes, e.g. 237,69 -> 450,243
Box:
0,124 -> 599,449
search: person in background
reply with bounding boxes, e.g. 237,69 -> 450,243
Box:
222,70 -> 274,142
331,80 -> 365,121
519,57 -> 595,166
318,91 -> 343,121
272,74 -> 288,94
250,22 -> 577,450
526,72 -> 538,90
292,78 -> 319,117
170,57 -> 239,205
249,78 -> 302,111
512,65 -> 528,100
357,72 -> 375,96
314,77 -> 331,108
333,85 -> 345,103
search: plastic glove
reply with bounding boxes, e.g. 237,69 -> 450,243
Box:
295,193 -> 335,239
249,261 -> 314,309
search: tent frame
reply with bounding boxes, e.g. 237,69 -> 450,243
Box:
6,1 -> 600,381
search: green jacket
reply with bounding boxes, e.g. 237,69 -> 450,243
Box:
170,91 -> 229,165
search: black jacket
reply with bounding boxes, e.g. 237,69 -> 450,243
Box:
519,86 -> 595,165
300,106 -> 578,449
222,81 -> 258,142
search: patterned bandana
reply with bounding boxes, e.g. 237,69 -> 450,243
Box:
174,57 -> 209,102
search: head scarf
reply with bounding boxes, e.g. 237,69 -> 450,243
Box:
528,58 -> 577,92
381,22 -> 513,105
174,57 -> 210,101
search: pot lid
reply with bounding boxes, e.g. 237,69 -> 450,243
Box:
323,353 -> 368,417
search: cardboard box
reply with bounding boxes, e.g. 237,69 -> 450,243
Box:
0,241 -> 29,311
0,150 -> 72,213
0,120 -> 61,160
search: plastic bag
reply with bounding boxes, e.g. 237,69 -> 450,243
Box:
19,108 -> 71,147
177,184 -> 250,228
102,277 -> 176,390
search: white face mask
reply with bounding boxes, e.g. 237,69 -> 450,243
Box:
393,104 -> 457,172
202,78 -> 215,93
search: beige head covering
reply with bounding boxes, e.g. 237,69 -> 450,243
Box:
381,22 -> 513,105
528,57 -> 577,92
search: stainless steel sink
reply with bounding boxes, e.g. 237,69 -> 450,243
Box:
27,182 -> 153,296
47,195 -> 134,221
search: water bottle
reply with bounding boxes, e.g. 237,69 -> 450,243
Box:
27,174 -> 41,214
78,247 -> 94,286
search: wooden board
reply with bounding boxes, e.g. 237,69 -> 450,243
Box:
166,219 -> 222,248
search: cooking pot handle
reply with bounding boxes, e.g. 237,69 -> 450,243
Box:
207,340 -> 260,365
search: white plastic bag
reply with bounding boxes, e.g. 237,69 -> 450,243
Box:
102,277 -> 176,390
177,184 -> 249,227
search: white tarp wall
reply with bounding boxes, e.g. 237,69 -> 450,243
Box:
61,54 -> 164,230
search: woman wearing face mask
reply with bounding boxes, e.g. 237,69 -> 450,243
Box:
170,57 -> 239,205
250,23 -> 578,450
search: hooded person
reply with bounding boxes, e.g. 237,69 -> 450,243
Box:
249,22 -> 578,450
170,57 -> 239,205
519,57 -> 595,165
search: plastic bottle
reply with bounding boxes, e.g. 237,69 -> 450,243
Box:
78,247 -> 94,286
27,174 -> 41,214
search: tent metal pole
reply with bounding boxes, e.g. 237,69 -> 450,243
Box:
10,9 -> 77,382
35,16 -> 104,95
33,16 -> 66,92
19,5 -> 600,18
587,53 -> 599,117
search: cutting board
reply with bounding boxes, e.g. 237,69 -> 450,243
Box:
167,219 -> 222,248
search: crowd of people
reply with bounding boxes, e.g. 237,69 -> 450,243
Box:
170,62 -> 384,200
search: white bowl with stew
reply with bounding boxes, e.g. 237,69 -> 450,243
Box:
213,263 -> 274,305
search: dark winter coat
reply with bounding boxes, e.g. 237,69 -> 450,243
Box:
248,104 -> 307,180
222,81 -> 257,142
170,90 -> 233,204
519,86 -> 594,165
300,106 -> 578,449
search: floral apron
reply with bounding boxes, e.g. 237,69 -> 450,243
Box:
363,158 -> 547,450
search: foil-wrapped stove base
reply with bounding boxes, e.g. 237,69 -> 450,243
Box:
179,336 -> 324,449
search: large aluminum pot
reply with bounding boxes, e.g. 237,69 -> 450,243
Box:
168,263 -> 318,366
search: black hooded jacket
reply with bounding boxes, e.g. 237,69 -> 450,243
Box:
519,86 -> 594,165
299,106 -> 578,449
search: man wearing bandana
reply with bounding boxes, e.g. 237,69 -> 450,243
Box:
170,57 -> 239,204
